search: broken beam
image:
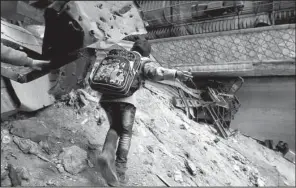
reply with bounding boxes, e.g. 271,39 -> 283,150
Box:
1,62 -> 50,83
172,97 -> 202,108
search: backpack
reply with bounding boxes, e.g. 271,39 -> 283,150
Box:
89,48 -> 148,97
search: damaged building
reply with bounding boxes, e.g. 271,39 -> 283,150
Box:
1,1 -> 295,187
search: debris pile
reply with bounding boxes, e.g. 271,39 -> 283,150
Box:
58,145 -> 88,175
171,77 -> 244,139
1,80 -> 295,187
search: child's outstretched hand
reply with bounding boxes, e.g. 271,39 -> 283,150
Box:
176,70 -> 193,81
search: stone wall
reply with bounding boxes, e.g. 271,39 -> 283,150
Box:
150,24 -> 295,76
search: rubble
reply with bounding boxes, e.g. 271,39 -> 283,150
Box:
284,150 -> 296,164
233,165 -> 240,172
147,145 -> 154,153
184,159 -> 197,176
156,174 -> 171,187
77,89 -> 99,103
0,70 -> 295,186
46,179 -> 58,186
1,165 -> 8,181
180,123 -> 189,130
247,167 -> 266,187
232,154 -> 248,165
213,138 -> 220,144
87,159 -> 94,168
79,94 -> 89,107
13,136 -> 38,154
19,167 -> 30,181
7,164 -> 22,187
94,109 -> 101,120
87,138 -> 101,150
56,164 -> 65,173
256,177 -> 265,187
1,134 -> 12,144
1,129 -> 10,137
81,119 -> 89,125
58,146 -> 88,175
10,119 -> 50,143
174,170 -> 184,183
13,136 -> 53,164
167,170 -> 173,178
39,140 -> 50,155
5,1 -> 293,187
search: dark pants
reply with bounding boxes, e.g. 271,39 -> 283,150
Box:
100,102 -> 136,169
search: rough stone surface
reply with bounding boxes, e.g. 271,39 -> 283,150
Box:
1,86 -> 18,120
1,164 -> 8,181
184,159 -> 197,176
10,119 -> 50,143
59,146 -> 88,175
180,123 -> 189,130
1,135 -> 12,144
56,164 -> 65,173
174,170 -> 183,183
0,80 -> 295,187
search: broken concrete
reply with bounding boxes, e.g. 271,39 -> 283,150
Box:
77,1 -> 147,48
58,146 -> 88,175
7,164 -> 22,187
10,119 -> 50,143
284,150 -> 296,164
174,170 -> 184,183
56,164 -> 65,173
184,159 -> 197,176
1,164 -> 8,181
13,136 -> 38,154
1,77 -> 18,120
1,20 -> 41,54
0,80 -> 295,186
1,134 -> 12,145
10,74 -> 56,112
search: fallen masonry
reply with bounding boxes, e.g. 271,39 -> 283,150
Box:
58,146 -> 88,175
1,82 -> 295,186
168,77 -> 244,139
1,1 -> 295,187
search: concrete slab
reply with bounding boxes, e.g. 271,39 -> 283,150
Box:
1,89 -> 18,119
1,76 -> 7,88
78,1 -> 146,48
1,77 -> 18,120
1,20 -> 42,54
117,40 -> 134,50
10,74 -> 56,112
284,150 -> 295,164
1,62 -> 52,83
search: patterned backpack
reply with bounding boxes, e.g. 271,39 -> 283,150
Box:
89,48 -> 145,97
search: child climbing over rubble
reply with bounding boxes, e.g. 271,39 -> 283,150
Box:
91,38 -> 192,186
